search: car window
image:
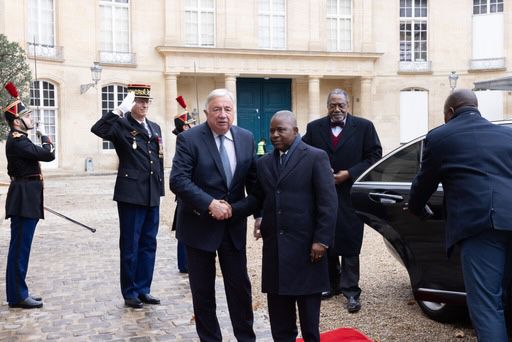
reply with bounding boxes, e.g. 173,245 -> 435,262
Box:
361,140 -> 422,183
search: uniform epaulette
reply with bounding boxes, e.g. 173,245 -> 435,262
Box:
11,132 -> 23,139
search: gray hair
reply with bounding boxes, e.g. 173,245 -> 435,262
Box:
327,88 -> 349,104
205,88 -> 235,109
272,110 -> 297,127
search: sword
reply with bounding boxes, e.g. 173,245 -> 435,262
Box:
0,181 -> 96,233
44,206 -> 96,233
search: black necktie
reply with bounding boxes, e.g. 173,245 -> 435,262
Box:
330,121 -> 344,128
279,152 -> 287,169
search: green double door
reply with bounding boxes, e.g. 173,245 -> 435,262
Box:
236,78 -> 292,152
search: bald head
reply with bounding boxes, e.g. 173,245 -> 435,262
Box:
444,89 -> 478,123
272,110 -> 297,127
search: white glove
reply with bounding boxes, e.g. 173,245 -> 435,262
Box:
113,93 -> 135,116
36,122 -> 47,138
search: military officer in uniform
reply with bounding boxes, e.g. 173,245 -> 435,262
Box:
91,84 -> 164,308
3,82 -> 55,309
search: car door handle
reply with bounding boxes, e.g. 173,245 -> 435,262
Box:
368,192 -> 404,204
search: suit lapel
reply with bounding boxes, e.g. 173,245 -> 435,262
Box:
276,142 -> 307,185
260,154 -> 278,188
200,124 -> 228,185
230,127 -> 242,188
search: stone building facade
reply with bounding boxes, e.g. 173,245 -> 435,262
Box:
0,0 -> 510,171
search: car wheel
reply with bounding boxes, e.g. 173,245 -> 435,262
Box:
417,300 -> 468,323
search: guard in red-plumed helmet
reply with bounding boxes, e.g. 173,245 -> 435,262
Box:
171,96 -> 196,274
3,82 -> 55,309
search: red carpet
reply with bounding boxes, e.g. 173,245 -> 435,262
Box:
296,328 -> 372,342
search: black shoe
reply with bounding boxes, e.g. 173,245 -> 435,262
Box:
347,296 -> 361,313
30,295 -> 42,302
8,297 -> 43,309
124,298 -> 143,308
138,293 -> 160,305
179,269 -> 188,274
321,291 -> 334,299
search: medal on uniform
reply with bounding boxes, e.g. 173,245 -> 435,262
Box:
130,130 -> 138,150
157,135 -> 164,159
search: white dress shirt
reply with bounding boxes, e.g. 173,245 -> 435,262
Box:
213,130 -> 236,175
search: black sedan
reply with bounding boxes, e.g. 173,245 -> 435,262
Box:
350,120 -> 512,323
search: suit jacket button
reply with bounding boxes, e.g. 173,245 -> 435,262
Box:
149,151 -> 152,154
150,171 -> 154,175
125,174 -> 128,177
150,161 -> 154,164
277,210 -> 282,214
276,190 -> 281,194
279,230 -> 284,235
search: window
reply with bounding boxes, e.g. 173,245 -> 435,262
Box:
29,80 -> 58,167
185,0 -> 215,47
471,0 -> 504,69
101,84 -> 128,150
362,140 -> 422,183
99,0 -> 133,64
326,0 -> 352,51
258,0 -> 286,49
399,0 -> 427,62
400,89 -> 428,144
475,91 -> 503,121
473,0 -> 503,14
27,0 -> 60,59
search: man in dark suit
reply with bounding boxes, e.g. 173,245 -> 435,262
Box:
91,84 -> 164,309
408,89 -> 512,342
251,110 -> 337,342
3,82 -> 54,309
170,88 -> 257,342
302,88 -> 382,313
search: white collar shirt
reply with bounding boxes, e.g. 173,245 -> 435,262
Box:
213,130 -> 237,175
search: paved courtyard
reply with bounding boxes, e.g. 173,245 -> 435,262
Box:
0,173 -> 272,341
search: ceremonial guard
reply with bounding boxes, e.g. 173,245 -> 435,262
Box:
91,84 -> 164,308
3,82 -> 55,309
171,96 -> 196,274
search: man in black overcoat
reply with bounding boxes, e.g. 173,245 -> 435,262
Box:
91,84 -> 164,308
302,88 -> 382,313
3,82 -> 55,309
409,89 -> 512,341
251,110 -> 337,342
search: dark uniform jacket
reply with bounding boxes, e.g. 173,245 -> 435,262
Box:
5,130 -> 55,219
409,107 -> 512,254
169,123 -> 257,252
91,111 -> 164,207
252,139 -> 338,295
303,114 -> 382,256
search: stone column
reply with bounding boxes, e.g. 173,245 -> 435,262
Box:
308,76 -> 322,122
360,77 -> 373,119
224,74 -> 238,124
164,72 -> 178,168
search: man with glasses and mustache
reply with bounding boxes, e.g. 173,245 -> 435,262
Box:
303,88 -> 382,314
91,84 -> 164,309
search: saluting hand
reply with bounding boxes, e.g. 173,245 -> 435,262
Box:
310,242 -> 327,263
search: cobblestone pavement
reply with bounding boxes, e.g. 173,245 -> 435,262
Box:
0,174 -> 272,341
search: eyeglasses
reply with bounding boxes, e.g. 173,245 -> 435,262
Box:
328,103 -> 348,110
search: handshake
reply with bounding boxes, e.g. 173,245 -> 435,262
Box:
208,199 -> 232,220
